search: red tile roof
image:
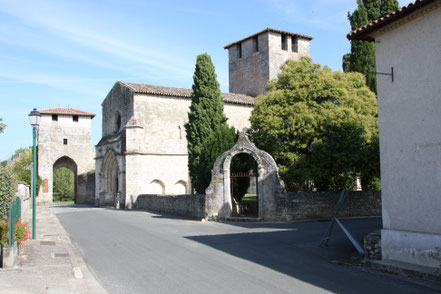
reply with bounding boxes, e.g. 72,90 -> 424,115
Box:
224,27 -> 313,49
347,0 -> 439,41
39,107 -> 95,118
120,81 -> 255,106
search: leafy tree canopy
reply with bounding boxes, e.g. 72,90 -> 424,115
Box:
250,57 -> 379,191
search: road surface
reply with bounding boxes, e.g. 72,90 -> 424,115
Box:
54,205 -> 437,294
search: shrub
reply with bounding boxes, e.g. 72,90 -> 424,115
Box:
0,221 -> 8,246
0,166 -> 17,220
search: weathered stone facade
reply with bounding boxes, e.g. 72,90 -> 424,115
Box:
95,82 -> 254,207
225,28 -> 313,97
37,107 -> 95,204
95,28 -> 315,210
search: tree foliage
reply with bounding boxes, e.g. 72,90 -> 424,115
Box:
53,167 -> 75,202
345,0 -> 399,93
198,125 -> 237,193
0,166 -> 17,220
10,148 -> 42,191
185,53 -> 236,193
0,117 -> 5,134
250,57 -> 379,191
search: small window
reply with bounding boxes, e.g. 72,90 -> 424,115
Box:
281,34 -> 288,51
52,114 -> 58,121
253,36 -> 259,52
114,112 -> 121,133
63,138 -> 68,145
292,37 -> 298,53
237,43 -> 242,59
73,115 -> 78,122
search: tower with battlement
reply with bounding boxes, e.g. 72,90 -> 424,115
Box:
225,28 -> 313,97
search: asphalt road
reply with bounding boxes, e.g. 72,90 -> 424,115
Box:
54,205 -> 438,294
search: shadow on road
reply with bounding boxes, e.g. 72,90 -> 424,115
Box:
184,217 -> 430,294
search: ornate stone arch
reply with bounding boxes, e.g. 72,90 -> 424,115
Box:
103,150 -> 119,196
205,133 -> 285,220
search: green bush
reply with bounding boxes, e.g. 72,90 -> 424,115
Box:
0,166 -> 17,220
53,167 -> 75,202
0,221 -> 8,246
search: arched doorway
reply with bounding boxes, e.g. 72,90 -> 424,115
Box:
53,156 -> 78,203
230,153 -> 259,217
103,151 -> 119,205
205,133 -> 285,220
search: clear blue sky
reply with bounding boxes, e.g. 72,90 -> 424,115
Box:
0,0 -> 412,161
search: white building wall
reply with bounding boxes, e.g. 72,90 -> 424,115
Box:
374,3 -> 441,268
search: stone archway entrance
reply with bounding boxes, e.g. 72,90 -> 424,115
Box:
101,151 -> 120,206
53,156 -> 78,203
205,133 -> 285,220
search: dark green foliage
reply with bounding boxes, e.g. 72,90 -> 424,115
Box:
230,153 -> 258,202
0,117 -> 5,134
0,221 -> 8,246
53,167 -> 75,202
0,166 -> 17,220
10,148 -> 42,192
346,0 -> 399,94
198,125 -> 237,193
185,53 -> 235,193
381,0 -> 399,15
250,57 -> 380,191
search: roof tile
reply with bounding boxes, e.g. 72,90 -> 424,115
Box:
39,107 -> 96,117
120,81 -> 255,106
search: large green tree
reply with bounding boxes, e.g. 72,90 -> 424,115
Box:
344,0 -> 399,93
185,53 -> 236,193
250,57 -> 379,191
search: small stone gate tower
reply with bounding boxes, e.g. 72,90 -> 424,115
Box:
37,106 -> 95,204
224,28 -> 313,97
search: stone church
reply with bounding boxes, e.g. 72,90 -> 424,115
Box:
95,28 -> 313,208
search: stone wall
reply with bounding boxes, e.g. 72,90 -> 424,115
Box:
135,194 -> 205,220
76,172 -> 95,204
277,191 -> 381,221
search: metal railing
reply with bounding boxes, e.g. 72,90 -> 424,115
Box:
8,198 -> 21,247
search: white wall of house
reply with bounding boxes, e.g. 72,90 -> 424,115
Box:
374,3 -> 441,268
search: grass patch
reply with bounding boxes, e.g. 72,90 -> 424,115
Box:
52,200 -> 74,205
241,194 -> 257,204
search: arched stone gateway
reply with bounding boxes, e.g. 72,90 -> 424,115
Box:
205,133 -> 285,220
53,156 -> 78,202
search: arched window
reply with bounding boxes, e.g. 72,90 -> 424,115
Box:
114,112 -> 121,133
149,180 -> 165,195
173,180 -> 187,195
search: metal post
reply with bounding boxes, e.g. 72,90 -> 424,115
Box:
32,126 -> 37,239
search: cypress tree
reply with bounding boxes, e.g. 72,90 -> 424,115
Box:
345,0 -> 399,94
185,53 -> 236,193
381,0 -> 399,15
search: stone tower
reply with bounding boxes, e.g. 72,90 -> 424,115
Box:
225,28 -> 313,97
37,106 -> 95,204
